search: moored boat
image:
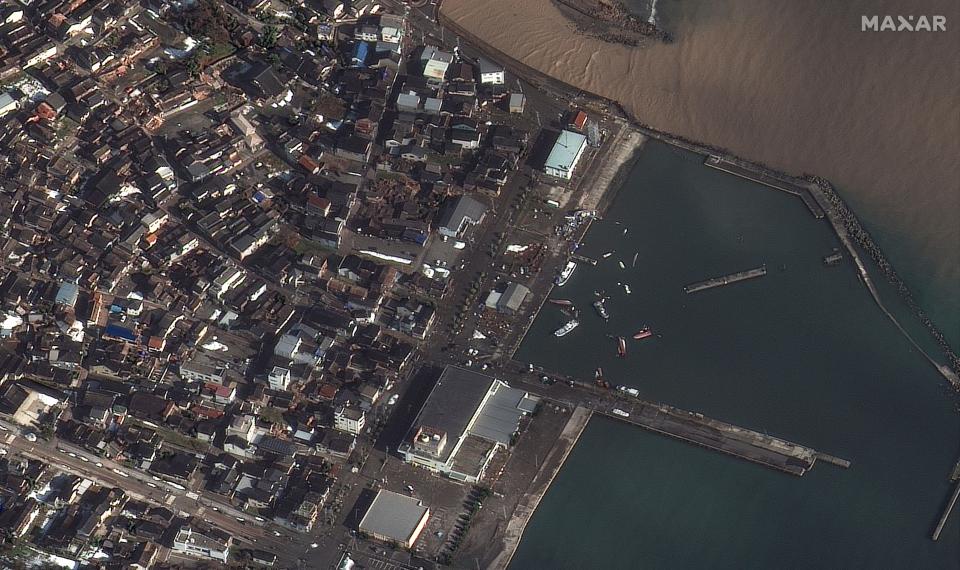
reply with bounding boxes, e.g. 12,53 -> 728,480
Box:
556,261 -> 577,286
611,409 -> 630,417
633,327 -> 653,340
554,319 -> 580,337
592,298 -> 610,320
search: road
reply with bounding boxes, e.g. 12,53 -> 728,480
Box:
0,419 -> 298,558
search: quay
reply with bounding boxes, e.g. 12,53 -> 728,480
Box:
489,406 -> 593,570
684,265 -> 767,294
705,155 -> 825,218
815,452 -> 852,469
599,402 -> 823,476
932,481 -> 960,541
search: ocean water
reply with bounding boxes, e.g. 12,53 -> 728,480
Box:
509,141 -> 960,569
443,0 -> 960,349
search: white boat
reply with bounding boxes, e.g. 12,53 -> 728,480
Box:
623,284 -> 632,294
611,409 -> 630,417
556,261 -> 577,286
554,319 -> 580,337
618,261 -> 626,270
601,251 -> 614,259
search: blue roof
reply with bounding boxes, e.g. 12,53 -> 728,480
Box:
352,42 -> 370,66
544,130 -> 587,172
104,324 -> 137,342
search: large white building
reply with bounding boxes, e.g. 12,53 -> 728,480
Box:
543,129 -> 588,180
400,366 -> 539,483
335,406 -> 366,435
173,527 -> 231,563
359,490 -> 430,548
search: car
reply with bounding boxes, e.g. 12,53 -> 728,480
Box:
406,485 -> 415,493
0,424 -> 8,431
79,456 -> 89,462
273,531 -> 282,537
95,462 -> 103,468
236,517 -> 246,523
255,516 -> 266,522
211,506 -> 220,512
0,447 -> 7,456
387,394 -> 399,406
23,432 -> 37,442
310,543 -> 319,549
147,482 -> 158,488
67,452 -> 77,458
112,468 -> 129,478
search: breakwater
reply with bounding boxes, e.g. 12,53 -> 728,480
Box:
683,266 -> 767,294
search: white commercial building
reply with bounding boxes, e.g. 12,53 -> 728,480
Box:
543,130 -> 588,180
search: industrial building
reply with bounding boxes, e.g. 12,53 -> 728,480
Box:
543,129 -> 588,180
400,366 -> 539,483
358,490 -> 431,548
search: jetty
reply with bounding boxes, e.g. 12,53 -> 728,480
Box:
705,156 -> 824,218
684,266 -> 767,294
932,481 -> 960,541
600,402 -> 836,476
571,253 -> 598,266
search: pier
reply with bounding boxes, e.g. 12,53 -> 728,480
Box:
932,481 -> 960,541
684,266 -> 767,294
815,452 -> 852,469
705,156 -> 825,218
600,402 -> 830,476
571,254 -> 597,266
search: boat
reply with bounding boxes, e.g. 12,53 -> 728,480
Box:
632,252 -> 639,267
633,327 -> 653,340
611,409 -> 630,418
555,261 -> 577,286
592,299 -> 610,320
554,319 -> 579,337
548,299 -> 573,306
623,284 -> 632,294
618,261 -> 626,270
622,228 -> 628,236
617,336 -> 627,358
601,251 -> 614,259
595,367 -> 604,379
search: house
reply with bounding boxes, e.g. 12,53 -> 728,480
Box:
268,366 -> 291,391
420,46 -> 453,81
437,195 -> 487,238
509,93 -> 526,114
478,57 -> 505,85
0,92 -> 19,117
334,406 -> 365,435
173,526 -> 231,563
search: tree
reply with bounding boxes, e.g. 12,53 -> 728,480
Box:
258,26 -> 279,49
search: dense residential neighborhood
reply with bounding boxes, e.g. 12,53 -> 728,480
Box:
0,0 -> 619,567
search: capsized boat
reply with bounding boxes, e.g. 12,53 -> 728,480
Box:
633,327 -> 653,340
548,299 -> 574,306
554,319 -> 580,337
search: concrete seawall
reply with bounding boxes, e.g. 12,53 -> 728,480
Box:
488,406 -> 593,570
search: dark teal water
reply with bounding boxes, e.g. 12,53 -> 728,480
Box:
510,141 -> 960,569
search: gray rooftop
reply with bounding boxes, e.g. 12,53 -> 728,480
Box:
359,490 -> 429,543
497,283 -> 529,312
406,366 -> 495,462
438,196 -> 487,234
469,382 -> 531,445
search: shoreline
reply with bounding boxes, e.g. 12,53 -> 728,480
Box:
440,11 -> 959,387
487,406 -> 593,570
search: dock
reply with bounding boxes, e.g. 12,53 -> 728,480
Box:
950,458 -> 960,482
705,156 -> 825,218
684,266 -> 767,294
815,452 -> 852,469
600,402 -> 828,476
571,254 -> 597,266
932,481 -> 960,541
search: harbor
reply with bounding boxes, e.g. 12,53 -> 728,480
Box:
683,266 -> 768,294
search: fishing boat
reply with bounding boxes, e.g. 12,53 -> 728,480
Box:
623,284 -> 632,294
618,261 -> 626,270
611,409 -> 630,418
548,299 -> 573,306
592,298 -> 610,320
555,261 -> 577,286
554,319 -> 579,337
601,251 -> 614,259
633,327 -> 653,340
622,228 -> 628,236
617,336 -> 627,358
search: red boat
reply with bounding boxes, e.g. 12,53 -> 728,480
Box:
633,327 -> 653,340
617,337 -> 627,358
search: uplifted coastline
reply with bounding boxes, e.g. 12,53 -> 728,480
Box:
552,0 -> 672,46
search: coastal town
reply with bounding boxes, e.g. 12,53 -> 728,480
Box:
0,0 -> 652,567
1,0 -> 958,569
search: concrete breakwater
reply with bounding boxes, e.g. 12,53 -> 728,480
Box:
683,266 -> 767,294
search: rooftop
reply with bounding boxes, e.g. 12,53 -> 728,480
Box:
358,489 -> 429,544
